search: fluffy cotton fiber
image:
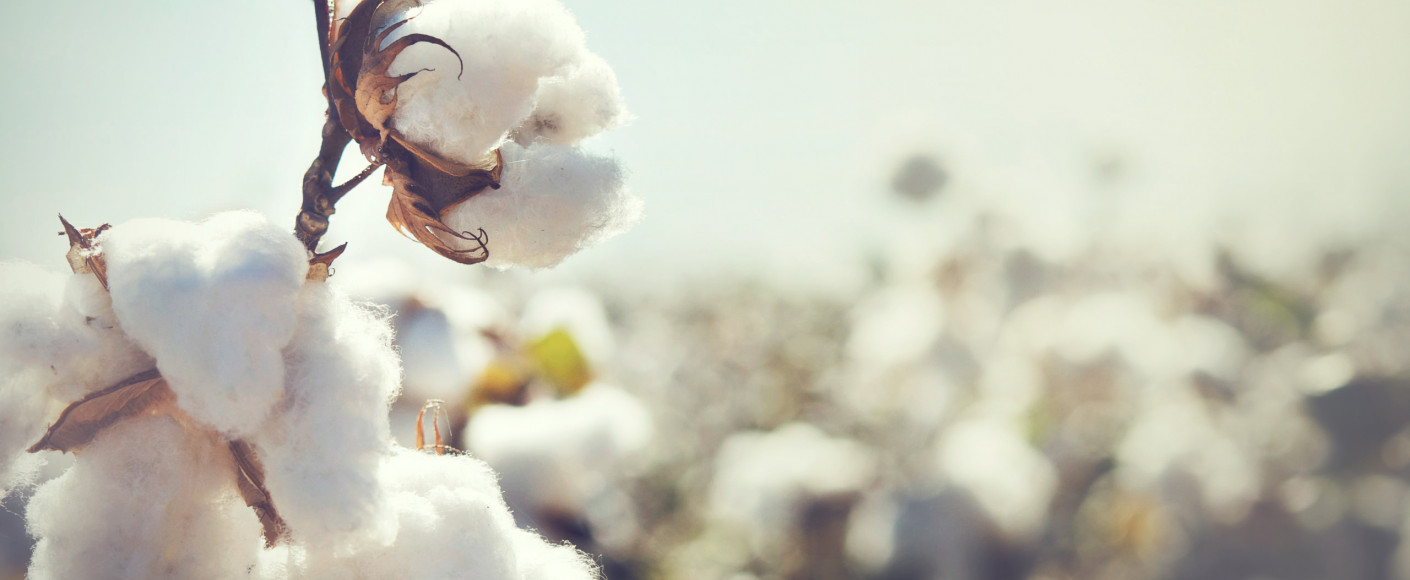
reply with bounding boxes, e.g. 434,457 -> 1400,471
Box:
378,0 -> 636,268
0,261 -> 152,496
5,211 -> 599,579
439,142 -> 642,269
251,282 -> 400,548
102,211 -> 308,439
387,0 -> 590,166
26,415 -> 263,580
298,449 -> 596,580
466,384 -> 653,517
512,52 -> 631,148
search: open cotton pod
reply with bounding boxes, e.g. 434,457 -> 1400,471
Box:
437,143 -> 641,269
326,0 -> 636,267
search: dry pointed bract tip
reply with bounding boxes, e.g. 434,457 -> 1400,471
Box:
307,242 -> 349,281
28,368 -> 172,454
229,440 -> 288,548
58,214 -> 111,291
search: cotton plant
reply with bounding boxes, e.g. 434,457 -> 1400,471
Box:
1,0 -> 637,577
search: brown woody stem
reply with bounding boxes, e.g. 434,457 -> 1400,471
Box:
296,111 -> 353,252
295,0 -> 366,254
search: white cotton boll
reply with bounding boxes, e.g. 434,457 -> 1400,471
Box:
513,52 -> 630,147
399,283 -> 508,403
466,384 -> 652,515
102,211 -> 308,438
935,418 -> 1056,538
253,283 -> 400,547
440,143 -> 641,269
0,373 -> 45,496
302,448 -> 596,580
388,0 -> 588,165
510,527 -> 599,580
846,283 -> 946,372
26,415 -> 262,580
708,424 -> 877,556
1116,380 -> 1259,520
520,286 -> 615,365
0,262 -> 151,404
0,262 -> 151,494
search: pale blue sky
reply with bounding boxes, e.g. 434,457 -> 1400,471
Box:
3,0 -> 1409,295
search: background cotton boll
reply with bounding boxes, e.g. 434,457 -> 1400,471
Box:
513,52 -> 630,147
707,424 -> 877,558
465,384 -> 653,519
520,286 -> 616,366
388,0 -> 588,165
440,143 -> 641,269
26,415 -> 262,580
102,211 -> 308,438
846,283 -> 946,372
398,283 -> 508,403
935,417 -> 1057,538
253,283 -> 399,547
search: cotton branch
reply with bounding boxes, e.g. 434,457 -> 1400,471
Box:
295,0 -> 382,253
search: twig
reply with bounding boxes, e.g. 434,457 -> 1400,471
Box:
330,162 -> 382,202
295,0 -> 363,253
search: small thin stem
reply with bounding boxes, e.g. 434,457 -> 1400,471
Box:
330,162 -> 383,203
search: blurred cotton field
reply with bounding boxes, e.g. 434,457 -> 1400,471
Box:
4,0 -> 1410,579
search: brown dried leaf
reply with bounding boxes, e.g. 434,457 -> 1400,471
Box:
383,146 -> 502,265
328,0 -> 383,151
354,18 -> 461,144
229,440 -> 287,548
28,369 -> 172,453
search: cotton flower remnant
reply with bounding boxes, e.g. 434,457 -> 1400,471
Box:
325,0 -> 637,268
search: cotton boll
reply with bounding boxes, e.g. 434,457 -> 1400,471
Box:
387,0 -> 588,165
301,448 -> 596,580
439,143 -> 641,269
26,415 -> 262,580
935,417 -> 1057,538
708,424 -> 877,557
399,283 -> 508,403
0,262 -> 152,494
513,52 -> 630,147
846,283 -> 946,372
253,283 -> 400,548
0,262 -> 151,403
465,384 -> 652,518
102,211 -> 308,438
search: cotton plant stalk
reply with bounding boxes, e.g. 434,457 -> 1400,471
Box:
1,0 -> 637,577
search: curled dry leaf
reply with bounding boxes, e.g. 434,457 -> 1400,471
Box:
28,368 -> 173,454
327,0 -> 502,265
229,439 -> 287,548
